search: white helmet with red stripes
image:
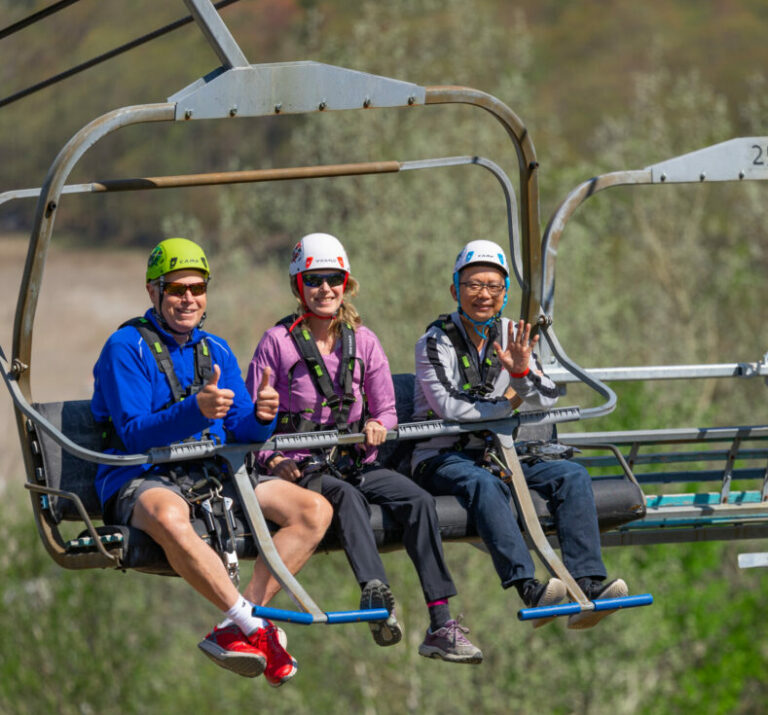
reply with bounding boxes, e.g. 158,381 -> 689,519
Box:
289,233 -> 350,276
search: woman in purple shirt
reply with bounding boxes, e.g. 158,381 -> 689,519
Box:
247,233 -> 480,664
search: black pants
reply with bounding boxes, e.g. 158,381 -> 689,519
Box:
300,465 -> 457,603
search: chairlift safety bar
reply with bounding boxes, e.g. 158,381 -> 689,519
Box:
0,347 -> 582,467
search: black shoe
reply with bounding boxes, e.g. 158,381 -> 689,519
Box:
568,577 -> 629,630
520,578 -> 567,629
520,578 -> 567,608
578,577 -> 629,600
360,579 -> 403,647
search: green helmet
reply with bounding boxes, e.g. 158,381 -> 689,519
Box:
146,238 -> 210,282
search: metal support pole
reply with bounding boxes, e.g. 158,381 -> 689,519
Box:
182,0 -> 249,68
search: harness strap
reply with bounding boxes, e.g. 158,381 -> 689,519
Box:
120,317 -> 212,403
427,314 -> 503,397
277,315 -> 359,432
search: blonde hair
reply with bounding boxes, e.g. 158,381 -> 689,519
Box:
290,274 -> 362,337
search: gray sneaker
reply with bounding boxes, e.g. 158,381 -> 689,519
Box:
567,578 -> 629,630
418,618 -> 483,664
360,579 -> 403,647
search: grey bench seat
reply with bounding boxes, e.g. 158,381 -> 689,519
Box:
28,374 -> 645,576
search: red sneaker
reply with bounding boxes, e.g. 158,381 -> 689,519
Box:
198,624 -> 267,678
249,621 -> 298,687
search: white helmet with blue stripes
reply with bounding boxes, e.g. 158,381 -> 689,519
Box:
453,240 -> 510,338
453,240 -> 510,278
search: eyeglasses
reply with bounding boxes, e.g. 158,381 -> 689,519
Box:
302,272 -> 346,288
459,281 -> 506,296
162,281 -> 208,297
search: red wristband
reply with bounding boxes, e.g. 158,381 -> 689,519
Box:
509,366 -> 530,379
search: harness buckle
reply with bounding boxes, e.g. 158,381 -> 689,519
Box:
477,433 -> 513,484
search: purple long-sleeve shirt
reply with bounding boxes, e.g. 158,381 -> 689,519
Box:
246,324 -> 397,470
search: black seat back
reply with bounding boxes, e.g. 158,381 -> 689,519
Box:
33,400 -> 103,523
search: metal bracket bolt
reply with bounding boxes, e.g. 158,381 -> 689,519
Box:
11,358 -> 28,379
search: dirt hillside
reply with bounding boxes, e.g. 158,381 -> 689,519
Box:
0,235 -> 147,482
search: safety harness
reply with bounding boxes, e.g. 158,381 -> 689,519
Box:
124,316 -> 213,402
276,315 -> 366,482
427,314 -> 504,397
102,316 -> 241,585
424,314 -> 574,478
421,314 -> 509,476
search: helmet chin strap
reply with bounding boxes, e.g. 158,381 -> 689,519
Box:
453,272 -> 510,340
291,273 -> 347,331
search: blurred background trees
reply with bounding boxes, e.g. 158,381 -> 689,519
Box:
1,1 -> 768,712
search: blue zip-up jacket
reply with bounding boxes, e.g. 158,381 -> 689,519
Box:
91,309 -> 276,506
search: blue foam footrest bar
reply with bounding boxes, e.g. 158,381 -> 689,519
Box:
252,604 -> 390,625
325,608 -> 390,624
517,593 -> 654,621
253,605 -> 315,624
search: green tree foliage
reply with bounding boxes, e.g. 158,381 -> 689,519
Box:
2,1 -> 768,713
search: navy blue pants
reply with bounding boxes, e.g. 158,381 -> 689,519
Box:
414,453 -> 606,588
299,465 -> 457,603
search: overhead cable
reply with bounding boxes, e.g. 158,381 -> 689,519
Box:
0,0 -> 82,41
0,0 -> 241,110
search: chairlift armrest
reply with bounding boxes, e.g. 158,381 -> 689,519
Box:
24,483 -> 120,565
0,346 -> 149,467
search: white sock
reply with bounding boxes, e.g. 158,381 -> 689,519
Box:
219,596 -> 266,636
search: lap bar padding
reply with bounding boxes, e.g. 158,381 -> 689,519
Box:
518,593 -> 654,622
252,604 -> 390,625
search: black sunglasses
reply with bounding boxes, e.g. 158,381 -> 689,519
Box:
302,272 -> 346,288
163,281 -> 208,297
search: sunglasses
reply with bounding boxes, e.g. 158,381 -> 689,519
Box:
163,281 -> 208,297
302,272 -> 346,288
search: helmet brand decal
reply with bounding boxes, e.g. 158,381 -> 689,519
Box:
338,256 -> 345,268
148,246 -> 164,268
305,257 -> 313,269
169,257 -> 177,269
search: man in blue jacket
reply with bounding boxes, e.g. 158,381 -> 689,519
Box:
92,238 -> 332,686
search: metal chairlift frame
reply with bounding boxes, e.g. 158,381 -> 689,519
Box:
537,137 -> 768,549
21,0 -> 764,621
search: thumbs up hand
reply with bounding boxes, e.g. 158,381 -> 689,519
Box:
255,366 -> 279,422
196,364 -> 235,419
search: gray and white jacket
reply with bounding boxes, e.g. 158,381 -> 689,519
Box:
411,311 -> 559,470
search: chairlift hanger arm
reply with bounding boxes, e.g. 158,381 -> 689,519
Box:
541,136 -> 768,318
12,103 -> 175,398
425,86 -> 541,321
14,74 -> 541,400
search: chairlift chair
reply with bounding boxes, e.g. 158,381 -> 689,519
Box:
0,0 -> 655,626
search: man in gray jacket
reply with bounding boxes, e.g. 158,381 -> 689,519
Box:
411,239 -> 627,629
